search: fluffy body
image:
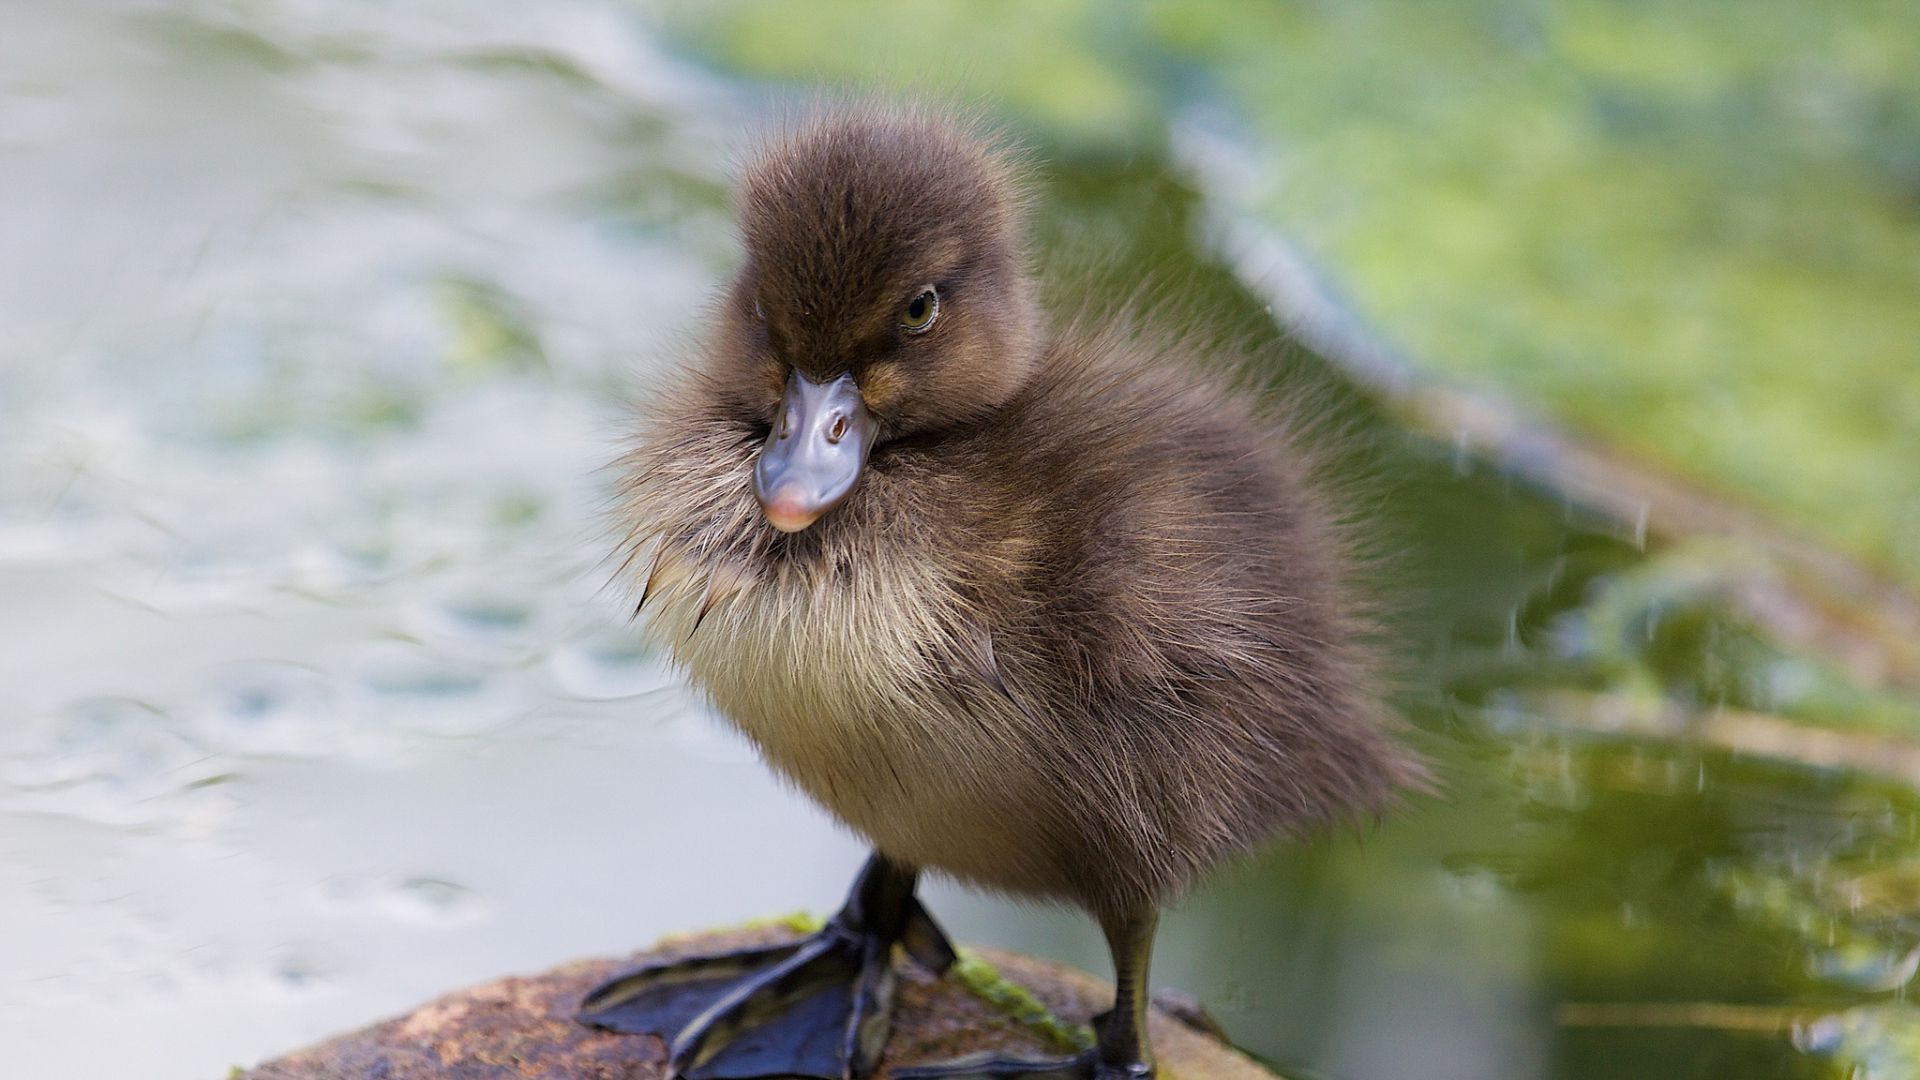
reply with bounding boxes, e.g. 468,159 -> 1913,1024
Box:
613,108 -> 1424,922
620,337 -> 1420,920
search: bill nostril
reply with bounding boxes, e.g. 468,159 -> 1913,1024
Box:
827,415 -> 849,444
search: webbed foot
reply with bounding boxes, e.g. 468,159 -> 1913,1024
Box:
578,854 -> 952,1079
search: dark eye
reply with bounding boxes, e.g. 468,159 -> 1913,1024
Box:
900,286 -> 939,333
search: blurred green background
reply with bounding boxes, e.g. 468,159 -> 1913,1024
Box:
1,3 -> 1917,1079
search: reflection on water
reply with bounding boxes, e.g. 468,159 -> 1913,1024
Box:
2,4 -> 1916,1080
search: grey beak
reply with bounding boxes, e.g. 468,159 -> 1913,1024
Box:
753,371 -> 876,533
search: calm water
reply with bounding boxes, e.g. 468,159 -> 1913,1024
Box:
3,4 -> 1916,1079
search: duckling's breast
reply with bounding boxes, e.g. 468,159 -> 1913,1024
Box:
651,544 -> 950,781
638,541 -> 1067,893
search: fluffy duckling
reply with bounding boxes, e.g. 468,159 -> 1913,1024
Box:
578,106 -> 1427,1080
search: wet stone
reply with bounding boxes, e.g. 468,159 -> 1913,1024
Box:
237,928 -> 1281,1080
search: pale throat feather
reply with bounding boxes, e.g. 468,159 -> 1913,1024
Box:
627,515 -> 968,805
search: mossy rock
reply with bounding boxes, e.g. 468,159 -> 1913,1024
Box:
236,926 -> 1278,1079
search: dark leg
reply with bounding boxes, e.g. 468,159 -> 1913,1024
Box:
890,907 -> 1159,1079
1094,907 -> 1158,1078
579,852 -> 954,1080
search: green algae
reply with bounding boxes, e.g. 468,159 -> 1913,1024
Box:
950,949 -> 1097,1055
737,909 -> 827,936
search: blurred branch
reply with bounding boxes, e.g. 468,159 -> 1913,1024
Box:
1557,1001 -> 1808,1033
1530,689 -> 1920,788
1217,215 -> 1920,701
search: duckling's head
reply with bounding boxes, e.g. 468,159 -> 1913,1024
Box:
714,108 -> 1038,533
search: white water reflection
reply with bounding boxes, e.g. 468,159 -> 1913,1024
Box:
0,3 -> 876,1077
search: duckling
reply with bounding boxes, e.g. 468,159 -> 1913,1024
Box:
578,105 -> 1427,1080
